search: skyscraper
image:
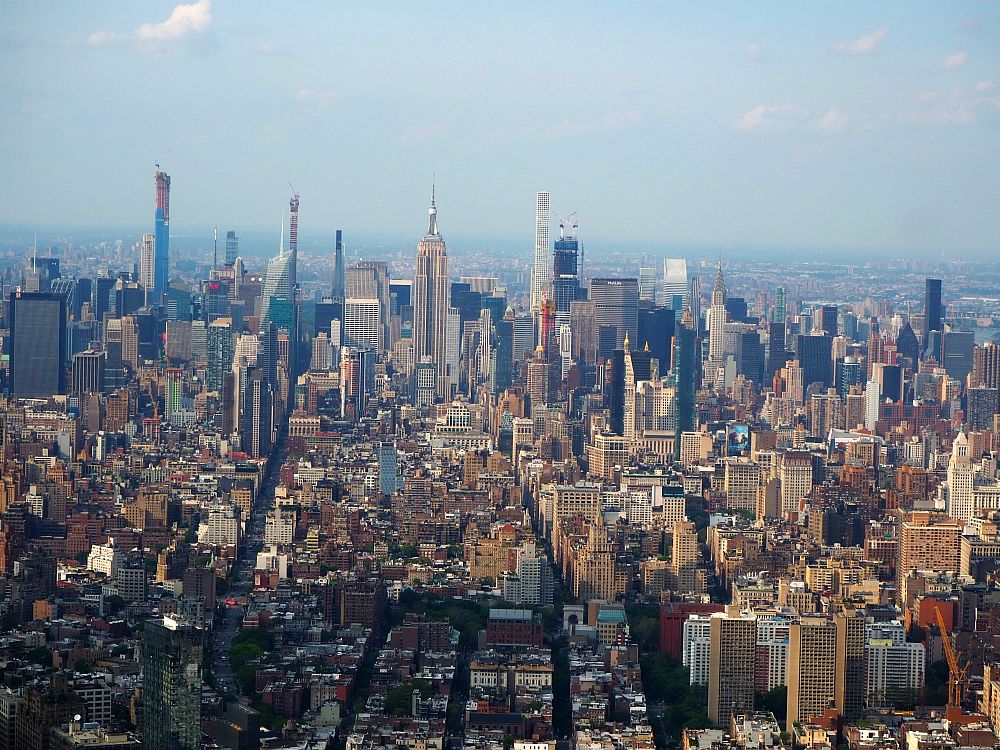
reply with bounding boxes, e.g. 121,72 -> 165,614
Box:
331,228 -> 347,301
9,291 -> 67,399
707,611 -> 757,726
412,188 -> 451,399
260,224 -> 294,330
288,189 -> 299,288
225,230 -> 238,267
590,278 -> 639,360
143,615 -> 203,750
923,278 -> 942,355
530,191 -> 550,318
673,309 -> 697,455
706,265 -> 728,373
551,218 -> 580,330
153,169 -> 171,301
139,233 -> 156,301
241,368 -> 273,458
662,259 -> 688,311
774,286 -> 787,324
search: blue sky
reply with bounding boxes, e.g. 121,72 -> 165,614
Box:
1,2 -> 998,256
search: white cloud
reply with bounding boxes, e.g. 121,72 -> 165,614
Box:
976,81 -> 995,91
732,103 -> 800,131
85,30 -> 126,47
832,27 -> 888,55
255,40 -> 279,54
943,51 -> 968,69
814,107 -> 850,133
136,0 -> 212,41
602,110 -> 642,127
87,0 -> 212,52
744,41 -> 764,60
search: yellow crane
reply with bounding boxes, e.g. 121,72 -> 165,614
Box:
936,607 -> 971,712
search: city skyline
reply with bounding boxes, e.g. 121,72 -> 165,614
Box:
2,2 -> 999,256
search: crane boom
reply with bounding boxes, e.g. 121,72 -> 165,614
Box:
936,607 -> 969,709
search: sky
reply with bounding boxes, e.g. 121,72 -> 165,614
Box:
1,2 -> 999,257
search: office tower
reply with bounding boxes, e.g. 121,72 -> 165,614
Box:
786,616 -> 838,731
241,369 -> 273,458
206,318 -> 234,393
863,379 -> 880,431
946,431 -> 975,522
332,229 -> 346,302
344,297 -> 381,351
412,189 -> 450,399
511,314 -> 535,363
9,291 -> 67,398
673,309 -> 697,451
818,304 -> 838,336
348,260 -> 391,351
779,451 -> 813,517
871,362 -> 903,403
139,233 -> 156,299
71,349 -> 106,395
837,356 -> 864,398
662,259 -> 688,311
530,191 -> 550,316
552,220 -> 580,328
923,278 -> 942,355
968,387 -> 1000,430
896,511 -> 962,605
774,286 -> 787,323
115,279 -> 144,318
165,367 -> 184,424
143,615 -> 203,750
590,278 -> 639,360
707,612 -> 757,726
379,441 -> 398,496
638,266 -> 657,303
706,265 -> 728,372
835,610 -> 866,721
224,230 -> 238,267
972,342 -> 1000,389
153,169 -> 170,300
260,226 -> 294,330
896,321 -> 920,367
638,306 -> 674,371
864,621 -> 926,709
569,300 -> 596,367
94,276 -> 115,321
288,189 -> 299,287
607,346 -> 626,436
796,333 -> 834,389
942,330 -> 975,385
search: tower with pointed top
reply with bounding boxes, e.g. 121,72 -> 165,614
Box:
706,264 -> 729,378
412,187 -> 452,400
288,190 -> 300,288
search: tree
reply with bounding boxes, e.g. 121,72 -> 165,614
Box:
27,646 -> 51,667
384,680 -> 432,716
105,594 -> 125,616
756,685 -> 787,721
73,659 -> 90,674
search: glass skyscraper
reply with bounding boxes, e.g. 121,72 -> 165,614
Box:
9,291 -> 67,399
154,170 -> 171,301
143,615 -> 202,750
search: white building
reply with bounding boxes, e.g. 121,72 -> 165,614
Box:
530,191 -> 551,316
864,620 -> 925,708
264,507 -> 295,546
683,615 -> 712,686
87,540 -> 124,578
199,503 -> 242,547
345,298 -> 382,352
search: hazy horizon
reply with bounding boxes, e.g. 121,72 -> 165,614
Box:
2,2 -> 999,258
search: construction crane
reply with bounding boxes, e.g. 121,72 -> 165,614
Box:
936,607 -> 971,712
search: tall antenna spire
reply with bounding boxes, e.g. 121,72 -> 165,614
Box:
213,226 -> 218,271
427,180 -> 439,236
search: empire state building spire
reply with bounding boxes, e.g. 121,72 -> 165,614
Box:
426,183 -> 439,237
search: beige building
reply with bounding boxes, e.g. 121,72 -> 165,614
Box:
708,611 -> 757,726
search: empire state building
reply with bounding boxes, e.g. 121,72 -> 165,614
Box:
412,189 -> 451,399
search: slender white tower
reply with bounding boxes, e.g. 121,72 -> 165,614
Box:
530,191 -> 551,316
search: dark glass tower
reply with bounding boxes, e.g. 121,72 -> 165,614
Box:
225,230 -> 238,267
9,291 -> 67,398
590,278 -> 639,360
154,170 -> 171,301
673,310 -> 697,458
332,229 -> 346,302
924,278 -> 942,355
552,232 -> 580,325
143,616 -> 203,750
796,333 -> 834,388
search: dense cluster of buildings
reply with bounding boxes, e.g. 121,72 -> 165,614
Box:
0,173 -> 997,750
